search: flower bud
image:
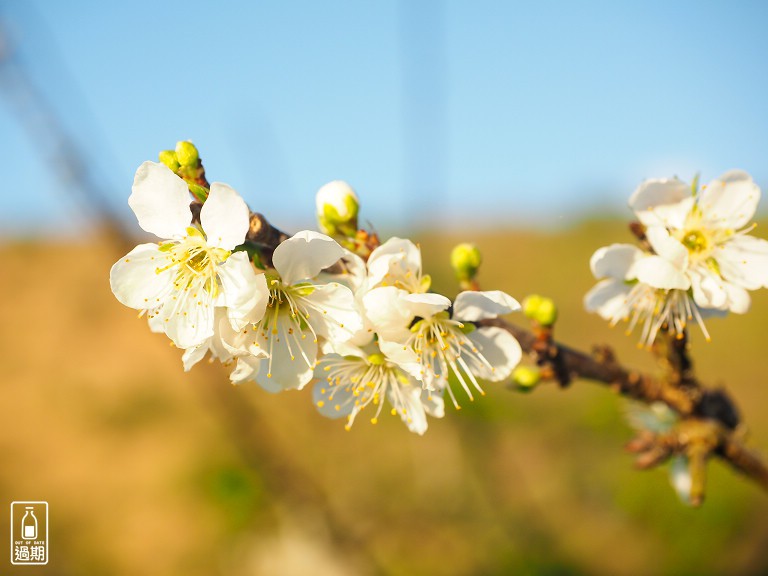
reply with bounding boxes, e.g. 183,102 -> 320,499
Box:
158,149 -> 180,172
316,180 -> 360,236
522,294 -> 558,326
175,140 -> 199,167
512,366 -> 540,392
450,243 -> 482,282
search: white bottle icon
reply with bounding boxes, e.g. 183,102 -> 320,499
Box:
21,507 -> 37,540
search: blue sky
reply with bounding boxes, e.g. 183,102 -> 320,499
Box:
1,0 -> 767,235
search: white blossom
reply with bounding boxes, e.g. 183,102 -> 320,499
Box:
630,171 -> 768,314
231,231 -> 364,392
382,290 -> 522,408
584,243 -> 710,346
312,341 -> 444,434
110,162 -> 268,349
366,237 -> 431,293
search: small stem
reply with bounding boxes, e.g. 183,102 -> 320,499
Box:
480,316 -> 768,495
688,443 -> 708,507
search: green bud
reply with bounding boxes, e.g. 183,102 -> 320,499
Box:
511,366 -> 541,392
159,149 -> 180,172
316,180 -> 360,237
175,140 -> 199,167
522,294 -> 558,327
188,183 -> 209,203
450,243 -> 482,282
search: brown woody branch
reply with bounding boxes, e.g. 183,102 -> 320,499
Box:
479,316 -> 768,500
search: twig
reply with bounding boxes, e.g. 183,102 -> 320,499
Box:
479,316 -> 768,497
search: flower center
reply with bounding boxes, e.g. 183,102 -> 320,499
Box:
255,275 -> 318,378
319,354 -> 416,429
681,229 -> 709,254
158,227 -> 230,296
617,284 -> 710,347
407,314 -> 490,408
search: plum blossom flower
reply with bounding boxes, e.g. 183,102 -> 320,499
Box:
229,231 -> 364,392
110,162 -> 268,348
178,308 -> 267,373
312,341 -> 444,434
376,290 -> 522,408
361,237 -> 438,344
629,171 -> 768,314
366,237 -> 431,293
584,242 -> 710,346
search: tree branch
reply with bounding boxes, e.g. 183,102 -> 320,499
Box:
479,316 -> 768,497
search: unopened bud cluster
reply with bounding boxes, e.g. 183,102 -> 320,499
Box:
523,294 -> 558,327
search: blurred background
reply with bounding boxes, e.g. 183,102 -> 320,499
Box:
2,1 -> 768,574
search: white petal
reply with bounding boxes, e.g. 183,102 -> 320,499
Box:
699,172 -> 760,230
391,385 -> 429,435
645,226 -> 688,270
631,255 -> 690,290
379,339 -> 422,380
128,162 -> 192,239
629,178 -> 693,229
209,308 -> 254,361
220,322 -> 255,357
322,339 -> 367,358
402,292 -> 452,319
218,252 -> 269,329
304,283 -> 364,343
313,360 -> 357,419
230,355 -> 279,391
421,388 -> 445,419
160,285 -> 216,349
200,182 -> 250,249
590,244 -> 644,280
148,312 -> 165,333
453,290 -> 520,321
256,318 -> 317,391
273,231 -> 344,285
584,278 -> 632,320
110,243 -> 174,309
724,283 -> 750,314
467,326 -> 522,381
715,235 -> 768,290
182,344 -> 209,372
363,286 -> 416,341
346,322 -> 378,349
689,267 -> 728,310
366,237 -> 422,288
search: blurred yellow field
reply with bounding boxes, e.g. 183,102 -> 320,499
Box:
1,221 -> 767,575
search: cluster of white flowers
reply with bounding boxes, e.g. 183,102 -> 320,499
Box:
110,161 -> 523,434
585,171 -> 768,347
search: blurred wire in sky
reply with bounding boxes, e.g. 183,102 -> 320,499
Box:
399,0 -> 447,227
